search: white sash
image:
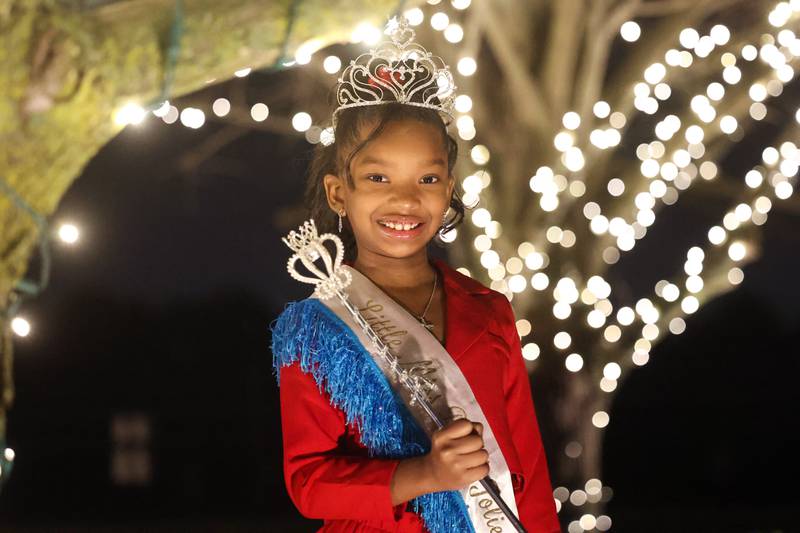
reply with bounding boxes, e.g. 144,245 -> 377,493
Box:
314,265 -> 520,533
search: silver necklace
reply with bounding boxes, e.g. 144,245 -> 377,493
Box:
416,270 -> 438,332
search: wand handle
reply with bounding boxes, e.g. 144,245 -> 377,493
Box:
479,476 -> 528,533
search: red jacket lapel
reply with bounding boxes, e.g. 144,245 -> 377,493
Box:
432,258 -> 493,362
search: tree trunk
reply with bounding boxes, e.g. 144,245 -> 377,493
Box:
555,371 -> 609,520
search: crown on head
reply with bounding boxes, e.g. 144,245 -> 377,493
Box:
328,15 -> 457,140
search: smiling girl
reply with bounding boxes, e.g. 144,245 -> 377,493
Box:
271,16 -> 560,533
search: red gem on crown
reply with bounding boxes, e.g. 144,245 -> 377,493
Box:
367,65 -> 398,88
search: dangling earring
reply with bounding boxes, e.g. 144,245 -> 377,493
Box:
438,208 -> 448,235
338,208 -> 345,232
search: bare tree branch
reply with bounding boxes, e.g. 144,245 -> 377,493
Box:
472,0 -> 555,135
542,0 -> 585,117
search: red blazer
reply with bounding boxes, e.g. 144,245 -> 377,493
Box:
277,258 -> 561,532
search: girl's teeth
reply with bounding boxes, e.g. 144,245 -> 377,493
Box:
381,221 -> 419,230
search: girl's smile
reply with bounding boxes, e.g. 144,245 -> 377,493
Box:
376,215 -> 426,239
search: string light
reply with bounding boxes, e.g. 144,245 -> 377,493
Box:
250,103 -> 270,122
295,39 -> 323,65
10,317 -> 31,337
565,353 -> 584,371
212,98 -> 231,117
620,21 -> 641,42
322,55 -> 342,73
444,23 -> 464,43
57,223 -> 80,245
457,56 -> 477,76
403,7 -> 425,25
113,103 -> 147,126
350,22 -> 382,44
291,112 -> 312,132
430,11 -> 449,31
179,107 -> 205,129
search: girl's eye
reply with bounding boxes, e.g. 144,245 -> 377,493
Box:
366,174 -> 439,183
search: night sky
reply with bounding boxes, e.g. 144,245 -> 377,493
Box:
2,74 -> 799,531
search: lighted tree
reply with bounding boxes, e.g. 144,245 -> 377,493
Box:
0,0 -> 417,483
403,1 -> 799,529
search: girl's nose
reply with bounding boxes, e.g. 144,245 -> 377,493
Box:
388,182 -> 422,207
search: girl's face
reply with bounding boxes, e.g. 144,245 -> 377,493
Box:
324,119 -> 455,262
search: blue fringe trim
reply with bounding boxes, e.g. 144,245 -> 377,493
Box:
271,298 -> 475,533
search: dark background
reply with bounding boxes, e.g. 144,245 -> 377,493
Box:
2,72 -> 799,532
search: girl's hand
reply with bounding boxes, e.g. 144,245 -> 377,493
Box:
423,419 -> 489,492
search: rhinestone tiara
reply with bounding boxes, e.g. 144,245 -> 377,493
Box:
329,15 -> 457,136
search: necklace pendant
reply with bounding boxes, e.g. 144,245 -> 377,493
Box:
418,316 -> 434,331
414,269 -> 438,333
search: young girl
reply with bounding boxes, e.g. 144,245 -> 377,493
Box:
271,16 -> 560,533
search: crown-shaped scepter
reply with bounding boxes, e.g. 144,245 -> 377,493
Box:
328,15 -> 457,136
282,219 -> 352,300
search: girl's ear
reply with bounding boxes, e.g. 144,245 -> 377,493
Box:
323,173 -> 346,212
446,174 -> 456,203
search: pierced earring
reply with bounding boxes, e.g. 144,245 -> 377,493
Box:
338,209 -> 345,232
437,208 -> 449,236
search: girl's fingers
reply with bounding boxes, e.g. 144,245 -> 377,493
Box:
440,419 -> 475,440
464,463 -> 491,482
459,449 -> 490,469
449,434 -> 484,455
